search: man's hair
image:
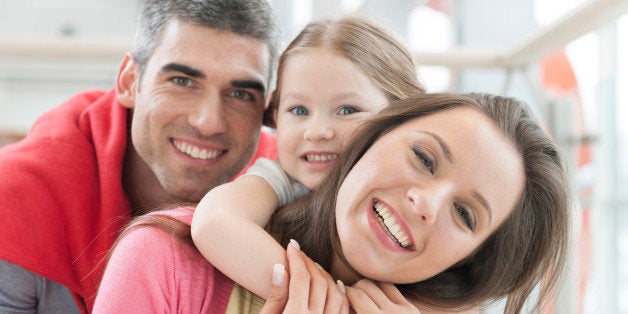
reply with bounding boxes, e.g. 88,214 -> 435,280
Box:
133,0 -> 280,83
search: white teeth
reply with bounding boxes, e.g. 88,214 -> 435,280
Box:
305,154 -> 338,162
373,202 -> 411,248
173,140 -> 220,160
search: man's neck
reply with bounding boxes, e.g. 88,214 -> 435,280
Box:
122,143 -> 183,216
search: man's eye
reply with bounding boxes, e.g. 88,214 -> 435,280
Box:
171,77 -> 191,87
289,106 -> 309,116
230,90 -> 252,100
338,106 -> 359,115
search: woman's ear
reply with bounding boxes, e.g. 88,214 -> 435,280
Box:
116,53 -> 139,109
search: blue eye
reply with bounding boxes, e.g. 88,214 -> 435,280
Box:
455,204 -> 475,231
338,106 -> 359,115
289,106 -> 309,116
412,147 -> 434,174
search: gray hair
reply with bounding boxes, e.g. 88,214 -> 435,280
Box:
133,0 -> 280,84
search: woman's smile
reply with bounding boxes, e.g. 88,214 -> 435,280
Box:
368,199 -> 415,251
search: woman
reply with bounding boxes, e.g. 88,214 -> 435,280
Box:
94,92 -> 570,313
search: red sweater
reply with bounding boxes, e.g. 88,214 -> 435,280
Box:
0,89 -> 277,312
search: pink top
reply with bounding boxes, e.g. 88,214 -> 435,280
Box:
93,207 -> 235,313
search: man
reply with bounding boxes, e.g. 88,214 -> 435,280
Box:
0,0 -> 279,312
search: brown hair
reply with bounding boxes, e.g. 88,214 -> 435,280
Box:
267,92 -> 571,313
263,15 -> 424,127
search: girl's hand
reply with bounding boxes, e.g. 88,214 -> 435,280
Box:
260,240 -> 349,313
346,279 -> 420,314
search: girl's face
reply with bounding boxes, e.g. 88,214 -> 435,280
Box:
274,49 -> 388,189
334,107 -> 525,284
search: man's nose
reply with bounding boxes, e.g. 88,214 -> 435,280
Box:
188,93 -> 227,136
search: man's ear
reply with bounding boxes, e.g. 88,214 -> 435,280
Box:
264,89 -> 275,111
262,89 -> 278,129
116,53 -> 139,109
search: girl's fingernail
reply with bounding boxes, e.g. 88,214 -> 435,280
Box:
337,280 -> 346,294
272,263 -> 285,286
289,239 -> 300,250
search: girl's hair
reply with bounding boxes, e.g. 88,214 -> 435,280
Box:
264,15 -> 425,127
267,92 -> 571,313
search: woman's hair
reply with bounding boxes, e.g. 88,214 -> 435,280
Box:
264,15 -> 425,127
267,92 -> 571,313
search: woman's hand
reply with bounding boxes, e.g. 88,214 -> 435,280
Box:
260,240 -> 349,313
346,279 -> 420,314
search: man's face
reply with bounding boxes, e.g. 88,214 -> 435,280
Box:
124,20 -> 270,202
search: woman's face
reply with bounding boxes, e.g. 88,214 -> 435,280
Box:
334,106 -> 525,283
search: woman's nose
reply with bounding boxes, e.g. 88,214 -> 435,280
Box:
406,183 -> 451,225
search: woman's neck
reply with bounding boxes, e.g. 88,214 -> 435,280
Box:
330,253 -> 362,285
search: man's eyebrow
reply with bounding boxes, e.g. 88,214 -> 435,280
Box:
472,191 -> 493,225
160,63 -> 205,78
231,80 -> 266,94
423,131 -> 453,163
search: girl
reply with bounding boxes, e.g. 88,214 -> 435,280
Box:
191,14 -> 423,304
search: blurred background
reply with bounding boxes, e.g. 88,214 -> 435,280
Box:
0,0 -> 626,312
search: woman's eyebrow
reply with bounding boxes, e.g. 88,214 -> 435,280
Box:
421,131 -> 453,163
472,191 -> 493,225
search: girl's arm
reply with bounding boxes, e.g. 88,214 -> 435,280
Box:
191,158 -> 307,299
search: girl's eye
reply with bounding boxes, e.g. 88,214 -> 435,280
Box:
455,204 -> 475,231
289,106 -> 309,116
171,77 -> 192,87
412,147 -> 434,174
338,106 -> 359,115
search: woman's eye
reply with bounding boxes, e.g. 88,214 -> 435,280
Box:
455,204 -> 475,231
338,106 -> 359,115
412,147 -> 434,174
289,106 -> 309,116
171,77 -> 192,87
230,90 -> 252,100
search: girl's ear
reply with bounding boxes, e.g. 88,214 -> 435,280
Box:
116,53 -> 139,109
263,89 -> 278,129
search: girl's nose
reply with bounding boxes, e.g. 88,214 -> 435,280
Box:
303,120 -> 334,141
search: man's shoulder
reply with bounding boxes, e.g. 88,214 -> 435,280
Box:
256,129 -> 277,160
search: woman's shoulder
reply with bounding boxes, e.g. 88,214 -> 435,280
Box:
139,206 -> 195,225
